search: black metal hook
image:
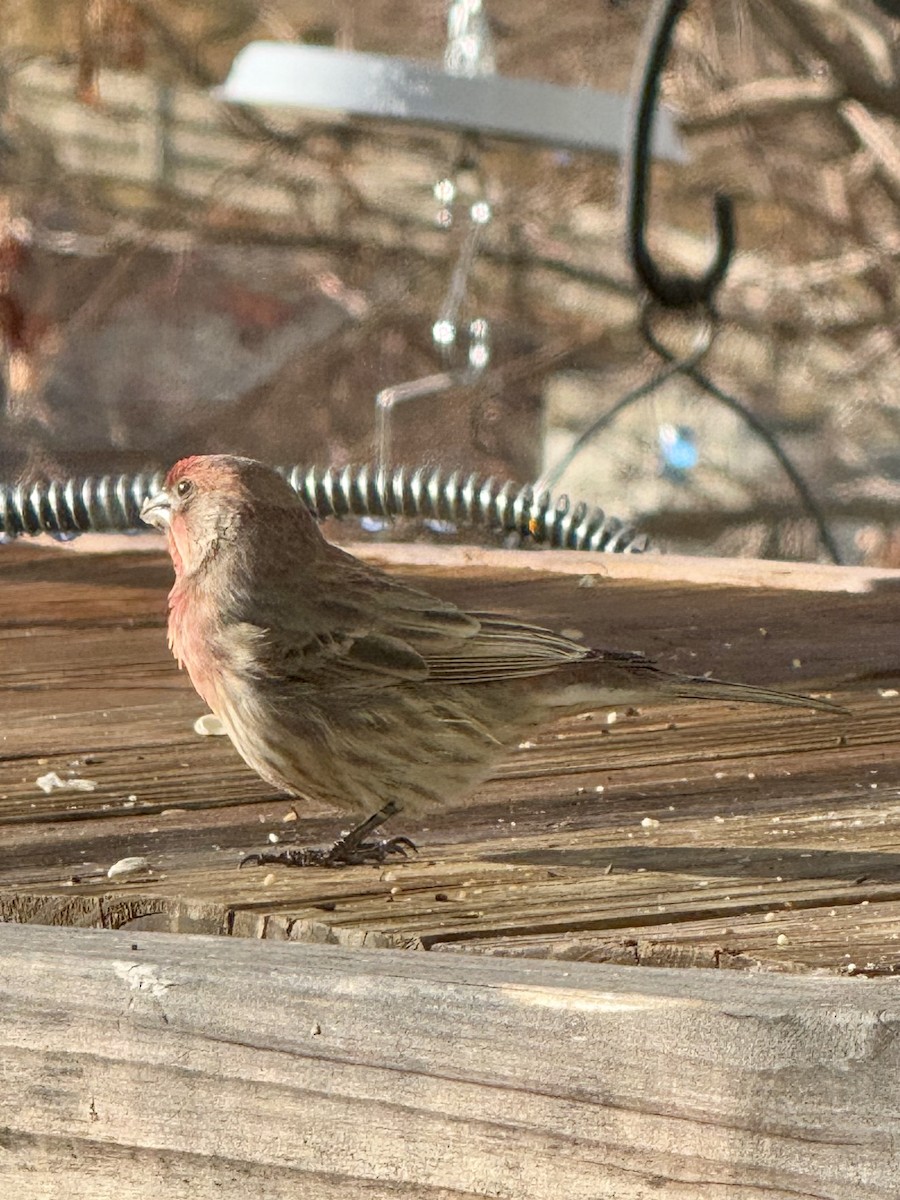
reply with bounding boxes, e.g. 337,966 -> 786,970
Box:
627,0 -> 735,309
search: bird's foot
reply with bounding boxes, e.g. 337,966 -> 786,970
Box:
239,800 -> 413,869
239,834 -> 417,870
327,833 -> 417,867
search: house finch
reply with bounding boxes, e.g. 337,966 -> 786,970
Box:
141,454 -> 839,868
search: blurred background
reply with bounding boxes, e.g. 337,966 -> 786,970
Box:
1,0 -> 899,563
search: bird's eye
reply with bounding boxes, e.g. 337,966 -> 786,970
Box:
176,478 -> 193,498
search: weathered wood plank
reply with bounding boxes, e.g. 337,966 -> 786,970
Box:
0,923 -> 898,1199
3,542 -> 900,974
57,532 -> 900,590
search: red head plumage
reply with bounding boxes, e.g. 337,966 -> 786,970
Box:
144,455 -> 316,579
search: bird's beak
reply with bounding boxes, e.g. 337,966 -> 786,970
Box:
140,491 -> 172,530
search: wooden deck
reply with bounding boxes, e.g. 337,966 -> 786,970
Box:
3,538 -> 900,976
2,921 -> 898,1200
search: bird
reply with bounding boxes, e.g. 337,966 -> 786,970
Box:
141,454 -> 841,868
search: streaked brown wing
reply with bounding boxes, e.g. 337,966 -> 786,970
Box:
232,545 -> 592,689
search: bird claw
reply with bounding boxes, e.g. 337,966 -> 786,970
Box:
326,834 -> 418,867
239,834 -> 417,870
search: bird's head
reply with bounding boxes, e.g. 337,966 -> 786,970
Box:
141,455 -> 309,577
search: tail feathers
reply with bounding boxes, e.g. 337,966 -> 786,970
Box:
668,674 -> 845,714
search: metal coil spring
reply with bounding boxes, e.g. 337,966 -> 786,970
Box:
0,463 -> 649,553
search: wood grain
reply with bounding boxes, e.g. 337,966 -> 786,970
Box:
3,541 -> 900,974
1,922 -> 898,1200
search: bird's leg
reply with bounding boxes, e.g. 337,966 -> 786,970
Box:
239,799 -> 417,869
